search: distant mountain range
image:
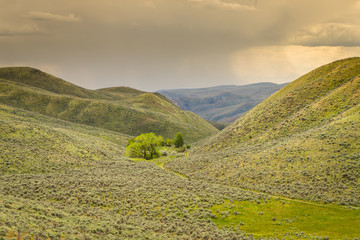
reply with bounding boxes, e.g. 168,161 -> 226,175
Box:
0,67 -> 218,142
158,82 -> 287,123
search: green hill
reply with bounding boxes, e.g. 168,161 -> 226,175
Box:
0,67 -> 218,142
1,61 -> 360,239
165,57 -> 360,206
0,67 -> 107,99
158,83 -> 286,123
0,103 -> 263,239
0,103 -> 129,175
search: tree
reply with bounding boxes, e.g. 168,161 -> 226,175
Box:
174,132 -> 184,148
126,133 -> 163,159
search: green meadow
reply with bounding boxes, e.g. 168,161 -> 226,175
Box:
211,198 -> 360,239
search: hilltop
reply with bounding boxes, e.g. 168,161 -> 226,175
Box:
158,83 -> 286,123
165,57 -> 360,206
0,67 -> 218,142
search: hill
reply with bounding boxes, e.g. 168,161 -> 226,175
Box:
1,104 -> 359,239
0,103 -> 264,239
165,57 -> 360,206
158,83 -> 286,123
1,62 -> 359,239
0,103 -> 129,175
0,67 -> 218,142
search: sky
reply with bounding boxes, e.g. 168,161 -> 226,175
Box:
1,0 -> 360,91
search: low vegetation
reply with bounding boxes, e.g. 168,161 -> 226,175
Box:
0,104 -> 264,239
0,104 -> 129,175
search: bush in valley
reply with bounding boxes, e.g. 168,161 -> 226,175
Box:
174,132 -> 184,148
126,133 -> 164,160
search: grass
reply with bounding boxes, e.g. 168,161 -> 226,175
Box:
211,198 -> 360,239
0,103 -> 129,175
0,102 -> 256,239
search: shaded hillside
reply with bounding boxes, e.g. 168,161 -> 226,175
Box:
0,67 -> 218,142
165,57 -> 360,206
158,83 -> 286,123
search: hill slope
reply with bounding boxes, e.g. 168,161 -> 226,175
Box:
165,57 -> 360,206
1,63 -> 359,239
158,83 -> 286,123
0,103 -> 264,239
0,103 -> 129,175
0,67 -> 218,142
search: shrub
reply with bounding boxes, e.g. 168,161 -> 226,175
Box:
174,132 -> 184,148
177,147 -> 186,153
165,139 -> 174,147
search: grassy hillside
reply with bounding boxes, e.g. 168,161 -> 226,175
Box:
0,67 -> 218,142
1,60 -> 360,238
0,67 -> 106,99
0,103 -> 129,175
1,103 -> 359,239
158,83 -> 286,123
165,57 -> 360,207
0,103 -> 263,239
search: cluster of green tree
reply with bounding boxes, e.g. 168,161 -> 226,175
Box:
126,132 -> 185,159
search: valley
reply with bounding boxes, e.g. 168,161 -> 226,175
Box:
158,83 -> 286,123
1,58 -> 360,239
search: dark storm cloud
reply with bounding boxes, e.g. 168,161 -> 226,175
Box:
1,0 -> 360,91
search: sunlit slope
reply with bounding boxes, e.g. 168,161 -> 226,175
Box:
0,103 -> 129,175
204,57 -> 360,149
166,57 -> 360,206
0,67 -> 218,142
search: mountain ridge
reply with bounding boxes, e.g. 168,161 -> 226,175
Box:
158,82 -> 287,123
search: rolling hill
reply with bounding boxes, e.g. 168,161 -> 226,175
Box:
165,57 -> 360,207
0,67 -> 218,142
1,60 -> 360,239
158,83 -> 287,123
0,103 -> 263,239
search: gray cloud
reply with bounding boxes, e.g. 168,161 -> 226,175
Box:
27,11 -> 81,22
289,23 -> 360,47
0,0 -> 359,91
188,0 -> 256,11
0,24 -> 42,36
